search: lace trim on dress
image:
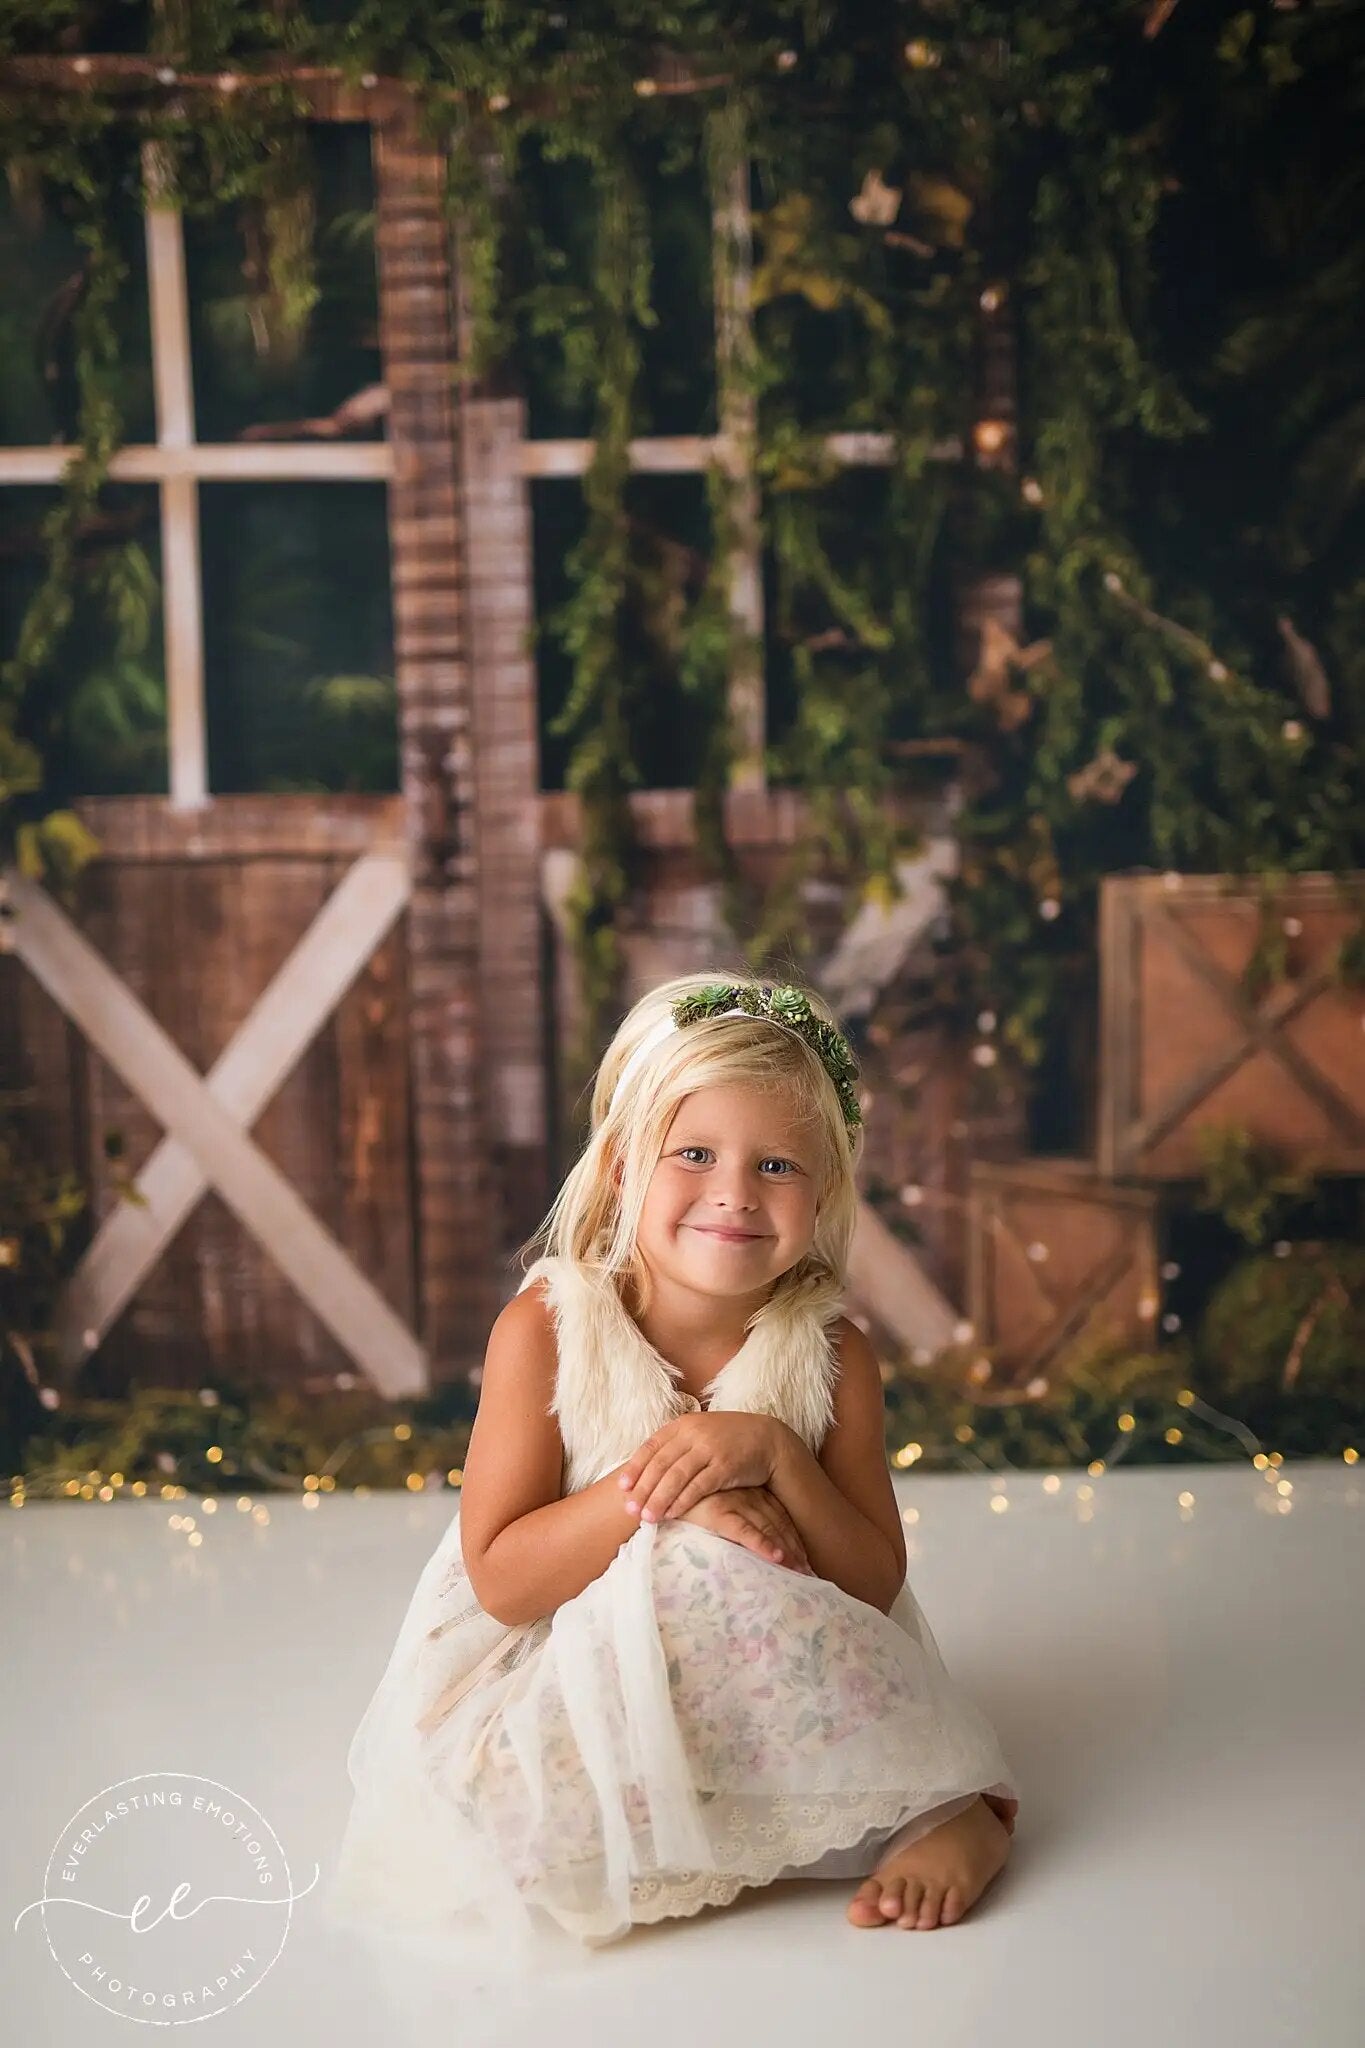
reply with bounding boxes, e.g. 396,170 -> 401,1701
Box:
516,1788 -> 992,1941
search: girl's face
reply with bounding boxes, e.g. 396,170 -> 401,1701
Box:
632,1081 -> 822,1310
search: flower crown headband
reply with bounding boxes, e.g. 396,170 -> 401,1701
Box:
608,981 -> 863,1146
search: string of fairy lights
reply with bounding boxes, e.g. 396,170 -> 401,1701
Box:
6,1373 -> 1359,1531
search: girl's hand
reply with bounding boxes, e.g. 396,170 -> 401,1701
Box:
617,1413 -> 789,1526
674,1486 -> 816,1575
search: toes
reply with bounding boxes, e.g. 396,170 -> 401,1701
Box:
878,1880 -> 906,1917
847,1879 -> 889,1927
939,1884 -> 965,1925
893,1879 -> 925,1926
915,1882 -> 946,1930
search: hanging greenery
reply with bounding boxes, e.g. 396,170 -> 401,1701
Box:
1,0 -> 1363,1130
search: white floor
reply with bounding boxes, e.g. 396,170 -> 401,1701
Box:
5,1457 -> 1362,2046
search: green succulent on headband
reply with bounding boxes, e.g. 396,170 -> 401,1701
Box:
671,982 -> 864,1142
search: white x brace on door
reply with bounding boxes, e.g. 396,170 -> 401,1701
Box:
3,855 -> 428,1396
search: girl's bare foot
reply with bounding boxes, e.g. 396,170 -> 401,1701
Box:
846,1794 -> 1014,1931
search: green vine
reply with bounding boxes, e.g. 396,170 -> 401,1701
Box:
539,144 -> 651,1101
0,1 -> 1362,1142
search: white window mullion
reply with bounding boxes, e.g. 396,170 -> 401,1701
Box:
142,142 -> 208,809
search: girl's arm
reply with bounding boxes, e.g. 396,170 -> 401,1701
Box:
765,1319 -> 909,1615
471,1463 -> 647,1626
459,1284 -> 642,1627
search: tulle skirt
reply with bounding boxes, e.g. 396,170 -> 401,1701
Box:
324,1511 -> 1018,1960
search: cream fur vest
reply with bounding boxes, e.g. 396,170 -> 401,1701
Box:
516,1253 -> 846,1495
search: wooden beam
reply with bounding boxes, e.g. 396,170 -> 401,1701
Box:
457,389 -> 552,1246
0,445 -> 395,484
847,1197 -> 961,1354
142,145 -> 208,809
5,869 -> 428,1396
517,434 -> 719,478
372,98 -> 504,1372
0,432 -> 961,489
516,430 -> 962,479
71,793 -> 406,861
538,783 -> 935,850
159,472 -> 207,807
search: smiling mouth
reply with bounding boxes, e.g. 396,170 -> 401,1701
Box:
692,1226 -> 766,1243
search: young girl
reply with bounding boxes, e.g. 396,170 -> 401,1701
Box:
326,974 -> 1019,1960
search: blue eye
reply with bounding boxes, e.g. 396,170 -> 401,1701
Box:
677,1147 -> 796,1174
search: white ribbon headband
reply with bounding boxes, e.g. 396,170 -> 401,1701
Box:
608,1007 -> 750,1116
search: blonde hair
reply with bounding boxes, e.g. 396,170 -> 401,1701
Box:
518,971 -> 863,1329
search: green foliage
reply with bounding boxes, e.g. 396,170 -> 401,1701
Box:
1,0 -> 1362,1116
0,1111 -> 86,1396
1200,1241 -> 1365,1418
1193,1123 -> 1320,1247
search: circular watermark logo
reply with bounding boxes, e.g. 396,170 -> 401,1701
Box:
14,1771 -> 317,2024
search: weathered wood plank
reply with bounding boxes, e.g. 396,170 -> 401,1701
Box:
458,391 -> 550,1246
539,785 -> 930,851
71,794 -> 407,861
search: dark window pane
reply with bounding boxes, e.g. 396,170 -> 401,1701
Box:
184,123 -> 382,444
0,483 -> 166,797
533,471 -> 715,789
0,136 -> 155,446
510,123 -> 716,441
200,482 -> 397,794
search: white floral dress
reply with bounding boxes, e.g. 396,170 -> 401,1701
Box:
325,1257 -> 1019,1957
